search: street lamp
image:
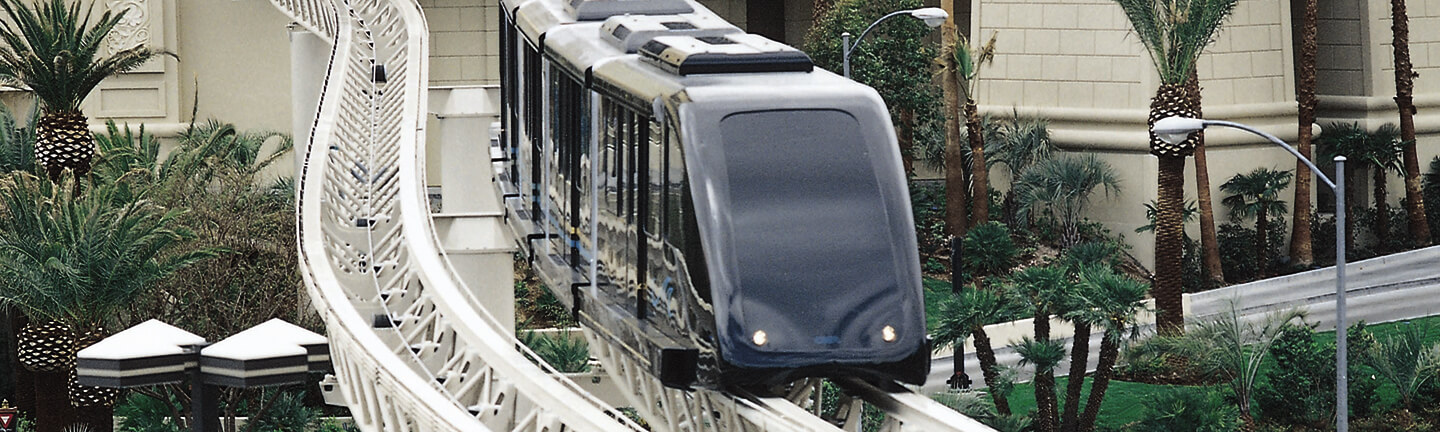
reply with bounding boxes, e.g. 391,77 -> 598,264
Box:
840,7 -> 948,79
1153,116 -> 1350,432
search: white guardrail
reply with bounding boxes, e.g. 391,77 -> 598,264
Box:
273,0 -> 995,429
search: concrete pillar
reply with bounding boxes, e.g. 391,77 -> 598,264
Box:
290,26 -> 330,178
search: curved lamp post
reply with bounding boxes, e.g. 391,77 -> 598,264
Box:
1153,116 -> 1349,432
840,7 -> 948,79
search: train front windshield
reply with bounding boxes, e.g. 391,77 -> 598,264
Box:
718,109 -> 913,358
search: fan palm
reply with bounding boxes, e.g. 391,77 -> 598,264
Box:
0,0 -> 165,182
1013,154 -> 1121,247
991,116 -> 1054,226
1321,123 -> 1404,252
1220,168 -> 1293,277
1113,0 -> 1239,334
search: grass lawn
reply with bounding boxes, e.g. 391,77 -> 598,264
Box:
923,277 -> 953,332
1003,377 -> 1177,430
984,315 -> 1440,427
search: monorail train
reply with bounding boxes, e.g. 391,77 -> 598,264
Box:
496,0 -> 930,389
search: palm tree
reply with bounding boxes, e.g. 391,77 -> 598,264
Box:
1363,322 -> 1440,411
945,221 -> 1022,415
1055,247 -> 1122,432
1113,0 -> 1239,334
1007,265 -> 1067,432
1015,337 -> 1066,432
0,0 -> 165,183
952,30 -> 996,228
991,116 -> 1055,226
1291,0 -> 1320,267
1186,68 -> 1225,289
932,288 -> 1020,415
1013,154 -> 1121,246
1321,123 -> 1404,252
1220,168 -> 1293,277
1075,267 -> 1149,432
1388,0 -> 1432,246
0,174 -> 213,431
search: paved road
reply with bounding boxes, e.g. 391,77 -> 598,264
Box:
922,245 -> 1440,393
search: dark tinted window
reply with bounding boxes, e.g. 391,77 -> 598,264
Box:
718,110 -> 898,351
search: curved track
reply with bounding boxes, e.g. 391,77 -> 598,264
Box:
276,0 -> 994,429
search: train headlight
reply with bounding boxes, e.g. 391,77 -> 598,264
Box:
752,330 -> 768,346
882,325 -> 897,343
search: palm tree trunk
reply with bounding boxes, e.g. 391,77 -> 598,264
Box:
899,108 -> 916,177
1291,0 -> 1319,267
1187,72 -> 1225,286
1060,321 -> 1090,432
942,26 -> 970,239
1155,155 -> 1187,334
1033,311 -> 1057,431
34,369 -> 72,432
1035,371 -> 1059,432
1256,208 -> 1270,277
972,326 -> 1011,416
1375,166 -> 1391,251
8,311 -> 34,419
1390,0 -> 1433,246
966,101 -> 989,227
1079,335 -> 1119,432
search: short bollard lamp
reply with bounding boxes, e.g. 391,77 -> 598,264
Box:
77,318 -> 329,432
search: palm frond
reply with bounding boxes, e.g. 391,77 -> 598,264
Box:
1114,0 -> 1239,84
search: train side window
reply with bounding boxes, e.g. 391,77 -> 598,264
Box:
646,119 -> 664,239
626,110 -> 639,224
664,125 -> 684,244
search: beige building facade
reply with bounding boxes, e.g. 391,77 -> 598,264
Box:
41,0 -> 1440,270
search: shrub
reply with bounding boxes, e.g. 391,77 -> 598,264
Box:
1132,387 -> 1242,432
249,390 -> 319,432
1217,221 -> 1287,282
962,221 -> 1017,282
1255,324 -> 1333,427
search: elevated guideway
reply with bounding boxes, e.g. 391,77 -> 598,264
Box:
274,0 -> 994,429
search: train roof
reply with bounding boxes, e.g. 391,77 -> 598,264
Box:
510,0 -> 879,111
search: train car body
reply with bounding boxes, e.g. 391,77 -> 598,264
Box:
495,0 -> 929,389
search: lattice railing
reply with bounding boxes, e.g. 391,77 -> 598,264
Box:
282,0 -> 644,429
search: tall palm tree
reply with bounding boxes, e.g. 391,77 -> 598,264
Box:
1388,0 -> 1432,246
1012,154 -> 1122,246
939,29 -> 996,232
1113,0 -> 1239,334
932,287 -> 1020,415
0,174 -> 213,431
0,0 -> 164,183
1291,0 -> 1320,267
1184,69 -> 1225,289
1220,168 -> 1293,278
1075,267 -> 1149,432
947,221 -> 1021,415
